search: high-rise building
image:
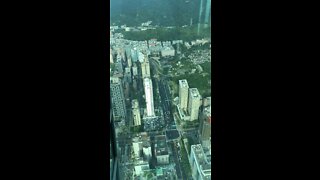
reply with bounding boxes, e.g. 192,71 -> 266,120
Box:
132,133 -> 150,158
200,106 -> 211,140
132,65 -> 138,76
110,77 -> 126,121
141,55 -> 151,79
115,56 -> 123,74
202,96 -> 211,107
132,140 -> 143,157
131,48 -> 138,62
189,144 -> 211,180
142,144 -> 152,161
110,48 -> 114,64
132,99 -> 141,126
124,67 -> 132,83
188,88 -> 201,121
127,56 -> 132,68
154,135 -> 169,165
143,78 -> 155,117
179,79 -> 189,111
201,117 -> 211,140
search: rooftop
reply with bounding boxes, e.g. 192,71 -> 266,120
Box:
110,77 -> 121,84
189,88 -> 200,98
191,144 -> 211,174
179,79 -> 189,88
132,132 -> 150,143
155,135 -> 169,156
132,99 -> 139,109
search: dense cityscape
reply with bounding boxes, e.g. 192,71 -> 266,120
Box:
110,1 -> 211,179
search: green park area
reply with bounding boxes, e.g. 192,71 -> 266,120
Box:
180,139 -> 192,177
122,25 -> 210,42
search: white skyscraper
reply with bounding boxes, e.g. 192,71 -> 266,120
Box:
141,55 -> 151,79
132,66 -> 138,76
189,144 -> 211,180
142,145 -> 152,160
179,79 -> 189,111
110,48 -> 114,63
132,99 -> 141,126
188,88 -> 201,121
144,78 -> 155,117
132,141 -> 142,157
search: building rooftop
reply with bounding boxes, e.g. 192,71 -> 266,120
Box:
191,144 -> 211,178
155,135 -> 169,156
204,105 -> 211,118
132,132 -> 150,143
179,79 -> 189,88
132,99 -> 139,109
190,88 -> 200,98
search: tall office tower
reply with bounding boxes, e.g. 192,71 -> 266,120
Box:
115,56 -> 123,74
179,79 -> 189,111
132,133 -> 150,158
202,96 -> 211,107
141,63 -> 146,78
132,139 -> 143,157
132,79 -> 137,90
188,88 -> 201,121
120,48 -> 126,62
141,55 -> 151,79
131,48 -> 138,62
125,45 -> 132,59
110,77 -> 126,121
110,48 -> 114,64
200,106 -> 211,140
142,142 -> 152,161
132,65 -> 138,76
143,78 -> 155,117
154,135 -> 169,165
127,56 -> 132,68
145,56 -> 150,77
124,67 -> 132,83
132,99 -> 141,126
189,144 -> 211,180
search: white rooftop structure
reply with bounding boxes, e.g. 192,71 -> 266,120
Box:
144,78 -> 155,117
190,144 -> 211,180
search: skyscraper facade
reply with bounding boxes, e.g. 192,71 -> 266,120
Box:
132,99 -> 141,126
179,79 -> 189,111
141,55 -> 151,79
110,77 -> 126,121
110,48 -> 114,63
188,88 -> 201,121
143,78 -> 155,117
200,105 -> 211,140
189,144 -> 211,180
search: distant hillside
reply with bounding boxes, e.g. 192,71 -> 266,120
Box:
110,0 -> 211,27
121,25 -> 211,41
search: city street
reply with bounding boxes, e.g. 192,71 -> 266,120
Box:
169,142 -> 186,179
